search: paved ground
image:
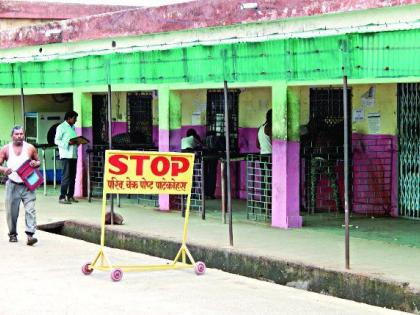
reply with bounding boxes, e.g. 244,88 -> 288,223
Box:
0,213 -> 408,315
2,186 -> 420,290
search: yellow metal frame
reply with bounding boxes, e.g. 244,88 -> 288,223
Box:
87,152 -> 198,274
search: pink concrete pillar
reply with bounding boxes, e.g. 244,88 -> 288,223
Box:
159,129 -> 170,210
74,127 -> 84,198
271,139 -> 302,228
158,88 -> 171,211
271,83 -> 302,228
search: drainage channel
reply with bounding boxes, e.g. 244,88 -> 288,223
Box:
39,220 -> 420,314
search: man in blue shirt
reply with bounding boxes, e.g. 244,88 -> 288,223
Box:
55,110 -> 79,204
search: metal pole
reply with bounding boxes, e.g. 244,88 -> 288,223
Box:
19,67 -> 26,131
200,155 -> 206,220
223,81 -> 233,246
343,75 -> 350,270
87,149 -> 91,203
221,160 -> 226,224
42,148 -> 47,196
107,84 -> 114,225
53,147 -> 57,190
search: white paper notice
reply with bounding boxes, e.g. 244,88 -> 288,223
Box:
361,86 -> 376,107
353,108 -> 365,122
191,111 -> 201,125
367,112 -> 381,134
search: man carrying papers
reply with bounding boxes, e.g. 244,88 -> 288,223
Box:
55,110 -> 81,204
0,126 -> 41,245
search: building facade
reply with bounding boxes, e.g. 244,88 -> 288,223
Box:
1,0 -> 419,227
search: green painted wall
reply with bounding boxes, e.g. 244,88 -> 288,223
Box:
0,96 -> 20,144
169,91 -> 182,131
0,29 -> 419,91
287,88 -> 301,141
272,82 -> 288,140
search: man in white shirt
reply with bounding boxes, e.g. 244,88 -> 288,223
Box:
0,126 -> 40,245
55,110 -> 79,204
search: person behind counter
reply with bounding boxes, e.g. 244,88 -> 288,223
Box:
203,131 -> 224,199
181,128 -> 202,152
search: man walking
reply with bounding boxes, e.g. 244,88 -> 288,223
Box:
0,126 -> 40,245
55,110 -> 79,204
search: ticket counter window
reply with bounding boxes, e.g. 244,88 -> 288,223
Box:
206,90 -> 239,152
127,92 -> 153,145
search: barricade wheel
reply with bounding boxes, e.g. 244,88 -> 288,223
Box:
81,263 -> 93,275
194,261 -> 206,275
111,268 -> 123,282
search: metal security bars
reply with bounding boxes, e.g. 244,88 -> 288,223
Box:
352,134 -> 394,216
301,146 -> 343,213
127,92 -> 153,145
398,83 -> 420,218
92,95 -> 109,145
207,90 -> 239,152
246,154 -> 272,221
172,152 -> 204,215
300,88 -> 351,213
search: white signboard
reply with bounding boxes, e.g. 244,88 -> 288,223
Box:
367,112 -> 381,134
353,108 -> 365,122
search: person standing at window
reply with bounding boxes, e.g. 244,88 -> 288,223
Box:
55,110 -> 79,204
256,109 -> 272,211
257,109 -> 272,155
181,128 -> 202,152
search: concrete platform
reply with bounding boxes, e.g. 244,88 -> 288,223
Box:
1,187 -> 420,312
0,220 -> 408,315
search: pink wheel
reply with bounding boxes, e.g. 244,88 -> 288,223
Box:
194,261 -> 206,275
110,268 -> 123,282
81,263 -> 93,275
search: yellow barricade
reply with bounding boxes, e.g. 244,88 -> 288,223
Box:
82,150 -> 206,281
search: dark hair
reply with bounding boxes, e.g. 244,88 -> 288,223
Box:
186,129 -> 197,137
11,125 -> 24,135
266,109 -> 272,124
64,110 -> 78,120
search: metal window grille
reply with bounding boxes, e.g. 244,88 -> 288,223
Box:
92,95 -> 109,145
206,90 -> 239,152
127,92 -> 153,145
398,83 -> 420,218
246,154 -> 272,221
301,88 -> 351,213
171,152 -> 204,214
352,135 -> 393,216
